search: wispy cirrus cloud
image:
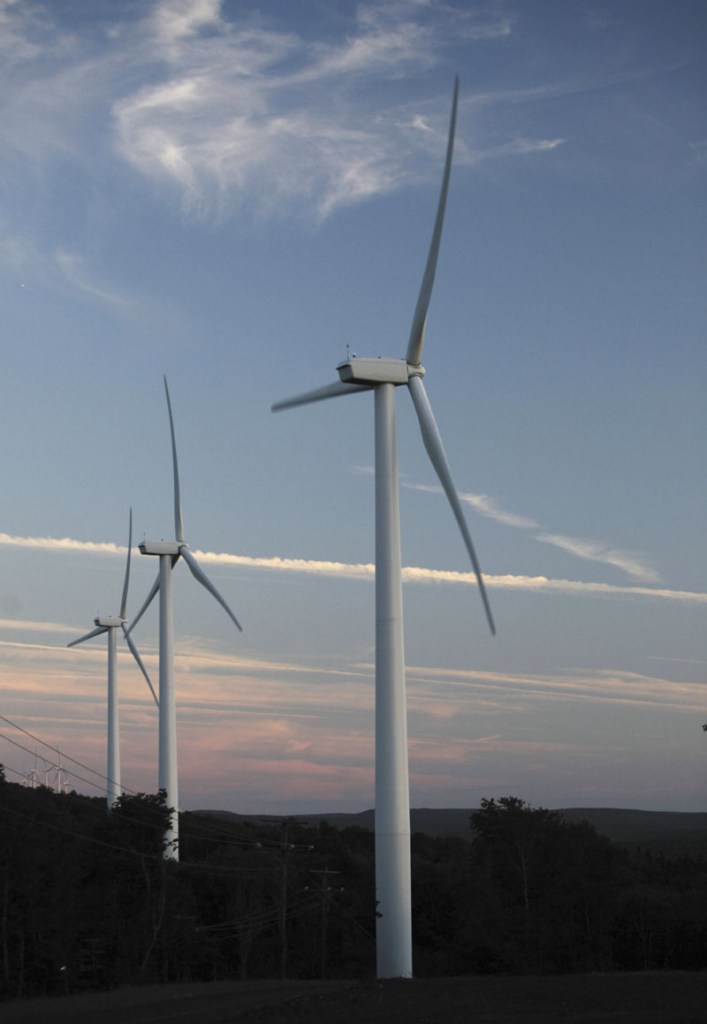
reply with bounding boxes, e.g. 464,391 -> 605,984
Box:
536,532 -> 661,584
406,484 -> 540,529
404,482 -> 661,583
0,222 -> 182,326
0,619 -> 76,636
465,136 -> 565,165
150,0 -> 223,54
52,249 -> 137,310
112,0 -> 552,219
112,3 -> 442,219
0,0 -> 555,224
0,0 -> 78,68
2,637 -> 703,811
0,0 -> 695,233
406,663 -> 707,715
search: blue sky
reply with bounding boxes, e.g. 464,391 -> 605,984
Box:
0,0 -> 705,814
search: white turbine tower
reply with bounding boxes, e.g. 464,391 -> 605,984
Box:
272,78 -> 495,979
129,377 -> 242,860
68,509 -> 156,810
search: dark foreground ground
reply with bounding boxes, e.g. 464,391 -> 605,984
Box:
3,972 -> 706,1024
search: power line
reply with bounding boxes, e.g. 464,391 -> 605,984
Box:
0,731 -> 107,796
0,713 -> 114,791
0,714 -> 285,852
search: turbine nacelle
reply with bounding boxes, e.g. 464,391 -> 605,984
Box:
139,540 -> 181,556
95,615 -> 125,629
337,357 -> 425,386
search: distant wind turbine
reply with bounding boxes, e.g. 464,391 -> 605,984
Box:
128,377 -> 242,860
68,509 -> 156,810
272,78 -> 495,979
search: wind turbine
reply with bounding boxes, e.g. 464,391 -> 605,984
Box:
272,78 -> 495,979
128,376 -> 242,860
68,509 -> 156,810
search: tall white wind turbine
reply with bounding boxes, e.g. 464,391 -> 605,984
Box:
272,78 -> 495,979
68,509 -> 156,810
128,377 -> 242,860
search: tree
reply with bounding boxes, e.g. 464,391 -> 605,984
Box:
467,796 -> 621,973
79,790 -> 174,984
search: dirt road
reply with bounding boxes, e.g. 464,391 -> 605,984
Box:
3,971 -> 706,1023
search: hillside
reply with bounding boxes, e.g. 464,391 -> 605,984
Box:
201,806 -> 707,857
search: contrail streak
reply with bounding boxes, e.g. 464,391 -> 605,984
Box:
0,532 -> 703,603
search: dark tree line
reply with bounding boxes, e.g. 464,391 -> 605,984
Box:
1,775 -> 706,1000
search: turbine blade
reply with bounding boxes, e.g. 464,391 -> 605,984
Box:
272,380 -> 371,412
121,623 -> 159,707
407,374 -> 495,635
127,573 -> 160,635
180,545 -> 243,632
67,625 -> 109,648
164,376 -> 185,544
119,507 -> 133,620
405,76 -> 459,368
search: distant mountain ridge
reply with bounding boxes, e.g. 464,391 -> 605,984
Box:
199,806 -> 707,857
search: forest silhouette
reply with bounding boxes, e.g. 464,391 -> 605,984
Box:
1,774 -> 706,1000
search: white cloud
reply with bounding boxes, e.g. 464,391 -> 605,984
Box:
0,0 -> 62,65
151,0 -> 222,54
291,2 -> 434,81
0,0 -> 571,226
0,0 -> 689,229
109,0 -> 547,219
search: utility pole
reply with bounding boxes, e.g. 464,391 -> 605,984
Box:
309,868 -> 342,978
272,819 -> 313,979
278,821 -> 294,980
